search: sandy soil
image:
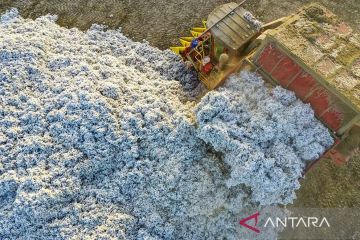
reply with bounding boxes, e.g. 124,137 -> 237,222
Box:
294,152 -> 360,208
0,0 -> 359,208
1,0 -> 359,50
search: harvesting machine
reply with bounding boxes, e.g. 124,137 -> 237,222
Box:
170,2 -> 360,170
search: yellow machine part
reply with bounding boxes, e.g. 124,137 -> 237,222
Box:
190,30 -> 202,38
180,37 -> 194,42
170,46 -> 187,55
192,27 -> 206,33
170,20 -> 207,55
179,39 -> 191,47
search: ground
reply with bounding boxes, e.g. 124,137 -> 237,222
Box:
1,0 -> 359,50
0,0 -> 359,208
294,151 -> 360,208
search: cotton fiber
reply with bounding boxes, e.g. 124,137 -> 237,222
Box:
0,9 -> 333,239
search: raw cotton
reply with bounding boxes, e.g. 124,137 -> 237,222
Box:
195,72 -> 334,205
0,9 -> 333,240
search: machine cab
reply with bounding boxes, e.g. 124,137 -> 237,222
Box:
178,3 -> 261,89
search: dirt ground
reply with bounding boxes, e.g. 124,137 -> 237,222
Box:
0,0 -> 359,208
1,0 -> 359,50
294,152 -> 360,208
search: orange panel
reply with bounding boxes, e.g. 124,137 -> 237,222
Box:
320,109 -> 343,131
323,98 -> 358,131
256,43 -> 284,73
305,86 -> 331,115
287,71 -> 317,99
271,56 -> 302,87
255,42 -> 359,134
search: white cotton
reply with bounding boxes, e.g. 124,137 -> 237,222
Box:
0,9 -> 334,240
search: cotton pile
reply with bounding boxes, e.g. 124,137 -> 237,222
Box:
195,72 -> 334,205
0,9 -> 333,239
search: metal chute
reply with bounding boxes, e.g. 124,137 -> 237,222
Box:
170,22 -> 207,55
169,46 -> 187,55
179,38 -> 191,47
191,27 -> 206,33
